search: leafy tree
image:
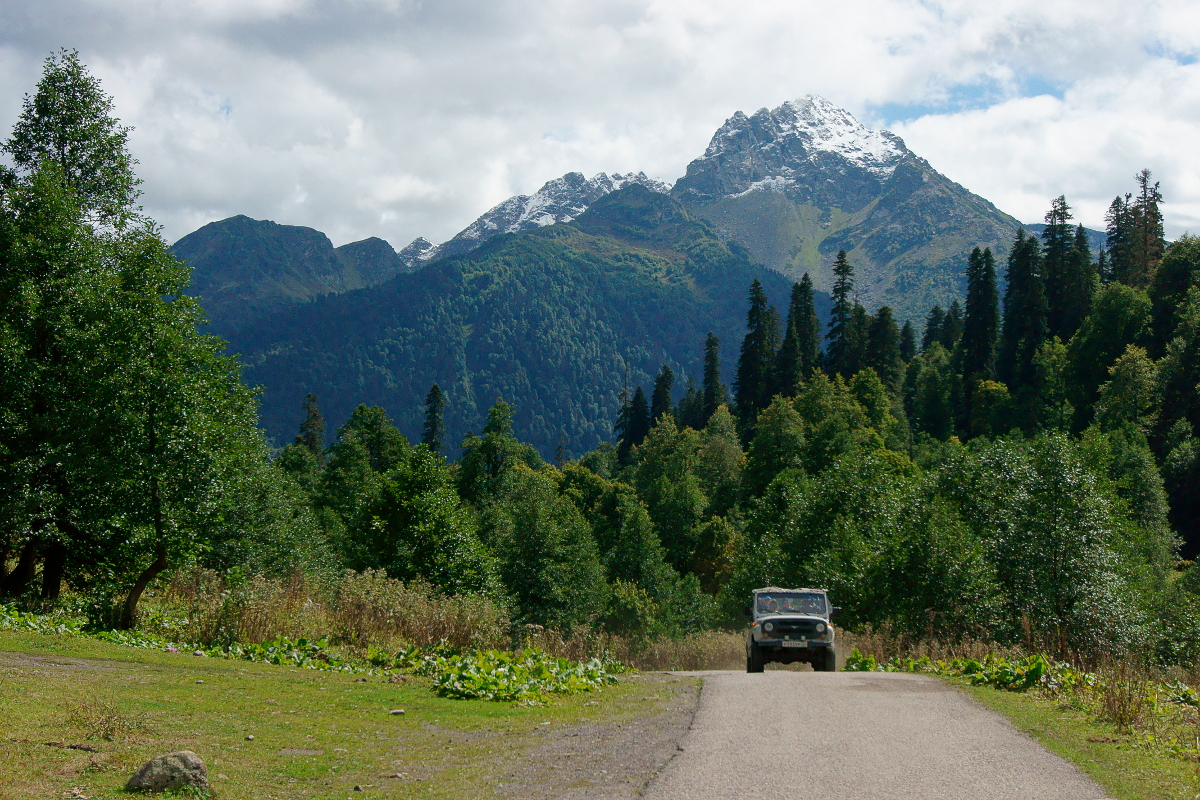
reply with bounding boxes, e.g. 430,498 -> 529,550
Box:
1094,346 -> 1159,433
1149,234 -> 1200,356
696,405 -> 743,517
487,467 -> 609,628
457,398 -> 544,503
422,383 -> 446,453
1065,283 -> 1151,428
1029,338 -> 1073,432
2,49 -> 140,222
743,397 -> 806,498
631,417 -> 707,571
366,446 -> 498,595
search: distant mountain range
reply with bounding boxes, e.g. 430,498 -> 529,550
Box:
171,96 -> 1099,451
228,185 -> 813,455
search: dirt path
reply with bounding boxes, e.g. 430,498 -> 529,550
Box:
642,670 -> 1112,800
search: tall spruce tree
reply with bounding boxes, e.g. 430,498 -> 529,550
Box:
922,306 -> 945,352
1132,169 -> 1165,287
774,274 -> 822,395
676,374 -> 704,430
422,383 -> 446,452
899,320 -> 917,362
961,247 -> 1000,411
825,250 -> 856,376
866,306 -> 903,392
735,279 -> 781,428
616,386 -> 651,464
1041,196 -> 1076,340
650,364 -> 675,424
294,393 -> 325,457
702,332 -> 727,422
999,230 -> 1049,389
941,300 -> 964,350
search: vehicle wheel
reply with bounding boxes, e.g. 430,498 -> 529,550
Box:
746,641 -> 765,673
820,647 -> 837,672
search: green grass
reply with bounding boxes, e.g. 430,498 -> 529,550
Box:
0,630 -> 690,799
952,676 -> 1199,800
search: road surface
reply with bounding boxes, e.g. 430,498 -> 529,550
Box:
642,670 -> 1110,800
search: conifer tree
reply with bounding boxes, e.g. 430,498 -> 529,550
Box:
294,393 -> 325,457
941,300 -> 964,350
774,275 -> 821,395
866,306 -> 903,392
999,230 -> 1049,389
650,364 -> 675,424
922,306 -> 945,352
825,250 -> 857,376
1041,195 -> 1076,339
702,332 -> 727,422
1132,169 -> 1165,287
1106,193 -> 1134,284
962,247 -> 1000,384
899,320 -> 917,362
422,383 -> 446,453
616,386 -> 651,464
676,374 -> 704,430
735,279 -> 781,428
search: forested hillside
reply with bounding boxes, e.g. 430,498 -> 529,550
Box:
230,185 -> 809,456
174,215 -> 413,332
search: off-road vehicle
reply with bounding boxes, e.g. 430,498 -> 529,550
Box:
745,586 -> 837,673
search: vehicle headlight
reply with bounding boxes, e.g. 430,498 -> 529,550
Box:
763,622 -> 774,632
816,622 -> 826,634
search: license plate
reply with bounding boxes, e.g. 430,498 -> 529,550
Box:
781,640 -> 808,648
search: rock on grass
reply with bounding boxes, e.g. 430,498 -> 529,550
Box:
126,750 -> 208,792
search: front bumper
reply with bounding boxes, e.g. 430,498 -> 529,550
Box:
755,639 -> 833,650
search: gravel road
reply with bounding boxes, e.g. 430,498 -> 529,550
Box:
642,670 -> 1112,800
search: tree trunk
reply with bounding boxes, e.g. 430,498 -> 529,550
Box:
119,542 -> 167,630
1,540 -> 39,597
40,541 -> 67,600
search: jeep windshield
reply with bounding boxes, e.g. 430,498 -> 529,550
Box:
756,592 -> 826,616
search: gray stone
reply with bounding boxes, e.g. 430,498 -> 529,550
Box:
125,750 -> 208,792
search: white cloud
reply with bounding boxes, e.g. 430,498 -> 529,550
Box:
3,0 -> 1200,246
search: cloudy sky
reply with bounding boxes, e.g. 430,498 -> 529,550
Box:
3,0 -> 1199,249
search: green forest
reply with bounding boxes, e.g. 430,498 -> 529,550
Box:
4,51 -> 1200,670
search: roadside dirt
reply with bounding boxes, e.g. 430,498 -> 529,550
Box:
496,673 -> 700,800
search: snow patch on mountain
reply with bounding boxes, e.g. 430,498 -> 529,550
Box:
697,95 -> 908,200
424,171 -> 671,262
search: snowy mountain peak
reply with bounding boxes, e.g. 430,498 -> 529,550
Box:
426,171 -> 671,262
676,95 -> 910,206
771,95 -> 906,176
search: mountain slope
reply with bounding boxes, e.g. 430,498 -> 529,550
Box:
671,96 -> 1022,322
229,185 -> 812,455
173,216 -> 413,332
426,171 -> 671,262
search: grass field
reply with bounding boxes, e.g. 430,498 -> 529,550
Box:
954,677 -> 1199,800
0,631 -> 695,799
